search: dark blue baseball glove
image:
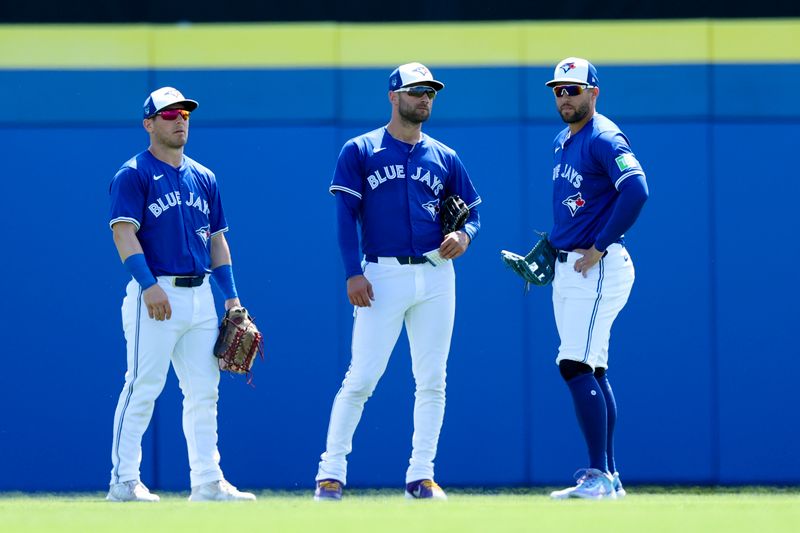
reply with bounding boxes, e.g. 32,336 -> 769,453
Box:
500,231 -> 557,288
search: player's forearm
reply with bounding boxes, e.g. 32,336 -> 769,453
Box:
112,223 -> 157,289
112,222 -> 145,262
462,209 -> 481,242
336,193 -> 363,279
595,175 -> 649,251
210,232 -> 233,269
210,233 -> 238,299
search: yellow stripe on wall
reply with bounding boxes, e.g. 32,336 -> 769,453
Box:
152,23 -> 339,67
0,25 -> 150,68
712,20 -> 800,62
338,22 -> 526,66
521,20 -> 711,65
0,19 -> 798,69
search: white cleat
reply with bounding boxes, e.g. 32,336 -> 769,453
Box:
106,480 -> 160,502
550,468 -> 618,500
612,472 -> 627,498
189,479 -> 256,502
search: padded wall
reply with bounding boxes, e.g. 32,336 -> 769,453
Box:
0,20 -> 798,490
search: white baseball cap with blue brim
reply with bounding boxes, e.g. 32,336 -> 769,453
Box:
545,57 -> 600,87
143,87 -> 199,118
388,62 -> 445,91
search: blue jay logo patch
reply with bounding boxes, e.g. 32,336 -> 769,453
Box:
195,224 -> 211,245
560,62 -> 576,74
422,199 -> 440,220
413,65 -> 430,77
562,192 -> 586,217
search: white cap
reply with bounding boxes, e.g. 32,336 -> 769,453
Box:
388,62 -> 445,91
545,57 -> 600,87
143,87 -> 199,118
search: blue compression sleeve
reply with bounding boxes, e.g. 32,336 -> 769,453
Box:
462,208 -> 481,242
211,264 -> 238,300
335,193 -> 363,279
124,253 -> 157,290
595,175 -> 649,251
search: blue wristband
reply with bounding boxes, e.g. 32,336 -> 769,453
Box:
211,264 -> 238,300
124,253 -> 157,290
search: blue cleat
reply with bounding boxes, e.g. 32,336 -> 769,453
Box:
314,479 -> 343,501
405,479 -> 448,500
550,468 -> 617,500
612,472 -> 627,498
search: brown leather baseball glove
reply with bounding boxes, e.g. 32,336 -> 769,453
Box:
213,306 -> 264,380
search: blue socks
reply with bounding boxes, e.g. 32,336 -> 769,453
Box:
595,372 -> 618,474
566,372 -> 608,472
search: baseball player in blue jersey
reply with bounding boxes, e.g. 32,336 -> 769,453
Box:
544,58 -> 649,499
314,63 -> 481,501
106,87 -> 255,502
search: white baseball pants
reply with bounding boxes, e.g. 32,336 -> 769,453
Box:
553,243 -> 635,370
317,259 -> 456,484
110,276 -> 224,488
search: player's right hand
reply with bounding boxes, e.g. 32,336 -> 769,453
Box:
347,275 -> 374,307
143,284 -> 172,321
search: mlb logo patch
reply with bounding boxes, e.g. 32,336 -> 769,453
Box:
615,153 -> 639,171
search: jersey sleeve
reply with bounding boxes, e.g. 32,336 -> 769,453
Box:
445,150 -> 481,209
207,173 -> 228,236
109,166 -> 146,230
329,140 -> 364,200
594,131 -> 646,189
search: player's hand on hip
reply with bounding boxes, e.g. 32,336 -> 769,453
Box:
439,230 -> 470,260
573,245 -> 604,278
347,275 -> 374,307
143,284 -> 172,321
224,297 -> 241,311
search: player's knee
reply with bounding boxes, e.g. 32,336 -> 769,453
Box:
342,374 -> 380,399
413,371 -> 446,392
558,360 -> 594,381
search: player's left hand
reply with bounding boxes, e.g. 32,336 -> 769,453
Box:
439,230 -> 470,260
573,245 -> 604,277
225,297 -> 241,311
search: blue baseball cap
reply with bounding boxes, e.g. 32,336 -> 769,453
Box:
388,62 -> 445,91
545,57 -> 599,87
143,87 -> 199,119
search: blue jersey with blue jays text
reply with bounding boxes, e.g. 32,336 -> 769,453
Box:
550,113 -> 645,251
108,150 -> 228,276
330,127 -> 481,256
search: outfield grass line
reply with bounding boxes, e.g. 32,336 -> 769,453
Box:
0,491 -> 799,533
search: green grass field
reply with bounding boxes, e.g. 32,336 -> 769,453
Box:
1,488 -> 798,533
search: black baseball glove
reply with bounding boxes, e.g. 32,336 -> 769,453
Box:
440,195 -> 469,235
500,231 -> 558,288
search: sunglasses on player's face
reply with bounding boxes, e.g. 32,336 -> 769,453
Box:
155,109 -> 191,121
395,86 -> 437,99
552,84 -> 594,97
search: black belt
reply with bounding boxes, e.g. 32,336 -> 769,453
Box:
365,254 -> 428,265
173,274 -> 205,287
557,250 -> 608,263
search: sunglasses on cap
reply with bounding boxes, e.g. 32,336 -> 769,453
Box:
552,84 -> 595,97
153,109 -> 191,120
395,86 -> 437,99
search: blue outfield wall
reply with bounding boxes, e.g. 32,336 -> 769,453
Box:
0,63 -> 798,491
